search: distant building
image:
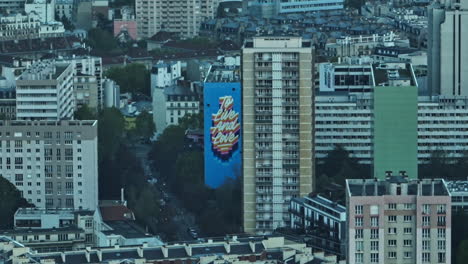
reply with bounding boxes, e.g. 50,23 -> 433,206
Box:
0,0 -> 26,13
0,208 -> 97,252
16,61 -> 75,120
0,13 -> 41,41
242,0 -> 343,18
114,19 -> 137,40
0,236 -> 346,264
25,0 -> 55,23
446,181 -> 468,213
103,78 -> 120,108
55,0 -> 74,20
290,194 -> 346,259
74,74 -> 99,110
0,120 -> 99,210
346,176 -> 451,264
152,85 -> 200,134
0,78 -> 16,120
136,0 -> 217,38
150,61 -> 182,97
428,0 -> 468,96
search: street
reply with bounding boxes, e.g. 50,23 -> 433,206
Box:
131,142 -> 199,241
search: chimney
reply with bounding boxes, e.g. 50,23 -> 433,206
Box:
142,242 -> 148,248
224,242 -> 231,254
161,245 -> 168,258
249,241 -> 256,253
137,247 -> 144,258
85,248 -> 90,263
232,236 -> 238,242
185,244 -> 192,257
61,252 -> 66,263
121,188 -> 125,204
114,244 -> 120,250
97,249 -> 102,262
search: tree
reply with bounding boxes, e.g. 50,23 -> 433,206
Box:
87,28 -> 121,55
173,151 -> 204,189
457,240 -> 468,264
98,107 -> 125,161
74,105 -> 97,120
135,111 -> 155,138
0,177 -> 33,229
105,63 -> 151,96
178,112 -> 203,130
148,125 -> 186,178
60,15 -> 75,31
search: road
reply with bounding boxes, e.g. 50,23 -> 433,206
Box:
131,142 -> 199,241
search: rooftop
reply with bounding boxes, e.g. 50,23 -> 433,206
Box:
347,177 -> 449,197
205,65 -> 240,83
0,120 -> 97,127
372,62 -> 416,86
446,181 -> 468,194
103,220 -> 151,239
18,61 -> 71,81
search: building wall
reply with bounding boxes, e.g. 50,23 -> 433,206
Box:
0,120 -> 98,210
25,0 -> 55,23
242,37 -> 314,234
74,75 -> 99,110
373,86 -> 418,178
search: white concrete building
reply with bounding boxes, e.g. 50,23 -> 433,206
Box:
0,120 -> 98,210
0,0 -> 26,13
55,0 -> 74,20
136,0 -> 217,38
0,12 -> 41,41
150,61 -> 182,98
243,0 -> 343,18
16,61 -> 75,121
315,94 -> 468,164
428,0 -> 468,96
153,85 -> 200,134
25,0 -> 55,23
446,181 -> 468,213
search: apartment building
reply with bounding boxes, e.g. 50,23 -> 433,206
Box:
24,0 -> 55,23
290,194 -> 346,259
315,94 -> 468,164
55,0 -> 74,20
16,61 -> 74,121
0,120 -> 98,210
150,61 -> 182,98
73,74 -> 98,110
428,0 -> 468,96
0,12 -> 41,41
242,0 -> 343,18
0,0 -> 26,13
136,0 -> 217,38
153,85 -> 200,134
54,56 -> 104,109
242,36 -> 314,234
346,176 -> 451,264
446,181 -> 468,213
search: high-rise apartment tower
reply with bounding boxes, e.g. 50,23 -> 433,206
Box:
242,36 -> 314,234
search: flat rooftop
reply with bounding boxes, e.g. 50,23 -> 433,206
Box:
0,120 -> 97,127
446,181 -> 468,194
205,65 -> 240,83
103,220 -> 151,239
18,61 -> 70,81
372,62 -> 416,86
347,177 -> 449,197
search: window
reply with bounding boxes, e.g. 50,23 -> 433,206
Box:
370,253 -> 379,263
370,205 -> 379,215
388,203 -> 397,210
437,204 -> 446,214
437,216 -> 446,226
356,241 -> 363,251
422,216 -> 430,226
355,205 -> 363,215
85,219 -> 93,228
404,215 -> 412,222
371,229 -> 379,239
388,215 -> 397,222
404,227 -> 412,234
404,252 -> 412,258
388,227 -> 397,234
423,228 -> 430,238
438,252 -> 446,263
58,234 -> 68,241
438,240 -> 446,250
85,234 -> 93,243
355,229 -> 363,239
422,204 -> 431,214
400,239 -> 411,247
370,241 -> 379,251
355,217 -> 363,227
355,253 -> 363,264
388,240 -> 397,247
422,252 -> 430,262
437,228 -> 446,238
371,216 -> 379,227
388,252 -> 396,259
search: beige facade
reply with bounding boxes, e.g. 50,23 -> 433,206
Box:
242,36 -> 314,234
136,0 -> 217,38
74,74 -> 99,110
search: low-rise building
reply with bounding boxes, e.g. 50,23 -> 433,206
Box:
150,61 -> 182,97
290,194 -> 346,259
346,176 -> 451,264
74,74 -> 98,110
0,236 -> 346,264
153,84 -> 200,134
